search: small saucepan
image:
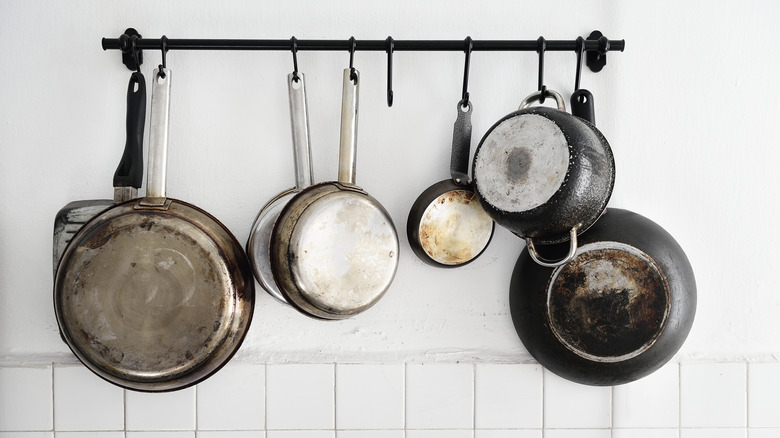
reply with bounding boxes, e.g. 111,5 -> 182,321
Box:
509,208 -> 696,386
54,68 -> 255,391
472,89 -> 615,266
407,100 -> 494,267
270,68 -> 399,319
247,72 -> 314,303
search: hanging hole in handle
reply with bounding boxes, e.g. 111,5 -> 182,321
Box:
525,227 -> 579,268
577,94 -> 588,103
290,77 -> 302,90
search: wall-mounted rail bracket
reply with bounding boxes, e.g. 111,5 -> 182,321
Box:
586,30 -> 610,72
119,28 -> 143,71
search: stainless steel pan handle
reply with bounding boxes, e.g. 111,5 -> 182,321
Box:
288,72 -> 313,190
338,68 -> 359,185
142,67 -> 171,206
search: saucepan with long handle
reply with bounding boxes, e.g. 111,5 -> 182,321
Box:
270,68 -> 399,319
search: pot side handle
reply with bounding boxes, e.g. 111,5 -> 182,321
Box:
525,228 -> 578,268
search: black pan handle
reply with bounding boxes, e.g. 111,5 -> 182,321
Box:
113,71 -> 146,189
570,89 -> 595,125
450,99 -> 473,185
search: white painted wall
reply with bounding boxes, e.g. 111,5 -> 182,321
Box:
1,0 -> 778,364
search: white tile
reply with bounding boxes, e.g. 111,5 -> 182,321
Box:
335,364 -> 403,430
475,363 -> 542,429
126,433 -> 195,438
197,433 -> 265,438
680,429 -> 746,438
125,387 -> 196,430
0,433 -> 53,438
543,430 -> 610,438
748,429 -> 780,438
406,363 -> 473,429
613,429 -> 678,438
613,362 -> 680,428
0,366 -> 53,431
53,366 -> 124,431
543,370 -> 611,428
749,363 -> 780,427
681,362 -> 746,427
406,431 -> 473,438
475,431 -> 542,438
266,432 -> 334,438
337,431 -> 404,438
197,364 -> 265,430
266,364 -> 334,430
55,433 -> 124,438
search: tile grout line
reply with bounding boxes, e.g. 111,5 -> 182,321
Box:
264,363 -> 268,433
541,368 -> 546,438
51,363 -> 55,433
333,362 -> 337,434
194,383 -> 199,437
678,361 -> 682,434
472,363 -> 476,434
403,362 -> 409,438
746,362 -> 750,429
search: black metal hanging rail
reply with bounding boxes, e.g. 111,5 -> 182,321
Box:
103,29 -> 623,106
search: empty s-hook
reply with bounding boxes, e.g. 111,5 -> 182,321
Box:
386,36 -> 394,107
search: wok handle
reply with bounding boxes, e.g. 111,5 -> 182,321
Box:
450,100 -> 473,185
338,68 -> 359,185
288,72 -> 313,190
113,72 -> 146,191
525,228 -> 578,267
571,89 -> 596,124
143,67 -> 171,204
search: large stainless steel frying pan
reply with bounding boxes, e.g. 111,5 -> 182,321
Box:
54,68 -> 255,392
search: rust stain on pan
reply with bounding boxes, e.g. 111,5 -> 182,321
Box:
419,189 -> 493,265
546,242 -> 670,363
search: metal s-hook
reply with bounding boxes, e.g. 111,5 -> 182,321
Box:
386,36 -> 394,107
158,35 -> 169,78
536,36 -> 547,103
291,36 -> 300,82
348,36 -> 357,83
130,35 -> 141,74
461,36 -> 473,107
574,36 -> 585,91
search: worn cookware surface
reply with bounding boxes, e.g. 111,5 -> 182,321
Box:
247,72 -> 314,303
510,208 -> 696,386
472,89 -> 615,250
407,100 -> 494,267
270,68 -> 399,319
54,68 -> 254,392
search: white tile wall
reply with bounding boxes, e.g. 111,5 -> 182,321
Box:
0,366 -> 52,431
196,364 -> 265,431
613,362 -> 680,428
748,363 -> 780,427
335,364 -> 404,430
0,433 -> 53,438
474,364 -> 543,429
125,387 -> 196,431
53,366 -> 123,431
0,361 -> 776,435
681,363 -> 747,428
266,364 -> 334,430
543,370 -> 611,429
406,363 -> 473,429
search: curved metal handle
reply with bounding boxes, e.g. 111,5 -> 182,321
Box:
525,227 -> 578,268
338,68 -> 359,185
143,67 -> 171,205
288,72 -> 313,189
519,89 -> 566,111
